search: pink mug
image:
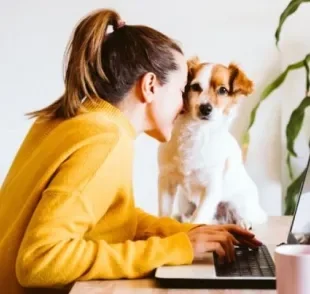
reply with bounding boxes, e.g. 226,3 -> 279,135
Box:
275,245 -> 310,294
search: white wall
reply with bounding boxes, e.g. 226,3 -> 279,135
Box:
1,0 -> 309,216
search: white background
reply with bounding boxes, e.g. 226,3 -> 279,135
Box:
1,0 -> 310,216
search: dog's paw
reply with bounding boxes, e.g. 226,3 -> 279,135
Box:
213,201 -> 243,226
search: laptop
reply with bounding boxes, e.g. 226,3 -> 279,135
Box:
155,154 -> 310,290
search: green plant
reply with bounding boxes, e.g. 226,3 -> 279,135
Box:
242,0 -> 310,215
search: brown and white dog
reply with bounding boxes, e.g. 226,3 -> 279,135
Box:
157,56 -> 267,228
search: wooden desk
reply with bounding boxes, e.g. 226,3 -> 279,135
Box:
70,216 -> 291,294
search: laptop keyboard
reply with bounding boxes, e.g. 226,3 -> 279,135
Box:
213,245 -> 275,277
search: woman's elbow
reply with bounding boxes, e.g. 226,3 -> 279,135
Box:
16,252 -> 53,287
15,247 -> 70,288
16,252 -> 42,287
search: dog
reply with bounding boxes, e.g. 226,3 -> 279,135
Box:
157,56 -> 267,228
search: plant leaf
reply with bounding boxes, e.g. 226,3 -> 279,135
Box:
285,167 -> 307,215
275,0 -> 310,46
286,96 -> 310,157
286,153 -> 294,180
242,56 -> 308,149
305,59 -> 310,93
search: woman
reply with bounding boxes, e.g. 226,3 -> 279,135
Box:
0,8 -> 261,294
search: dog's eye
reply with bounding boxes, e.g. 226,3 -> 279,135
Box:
217,86 -> 228,95
190,83 -> 202,92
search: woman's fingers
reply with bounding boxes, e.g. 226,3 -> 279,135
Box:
223,224 -> 256,238
188,224 -> 263,262
224,235 -> 235,262
211,224 -> 263,247
202,224 -> 256,240
198,225 -> 242,246
197,227 -> 237,259
237,237 -> 262,248
205,231 -> 236,262
188,228 -> 236,261
206,242 -> 226,258
226,231 -> 240,246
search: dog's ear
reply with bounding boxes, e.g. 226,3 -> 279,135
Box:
187,56 -> 200,82
228,63 -> 254,96
187,56 -> 200,70
181,56 -> 200,113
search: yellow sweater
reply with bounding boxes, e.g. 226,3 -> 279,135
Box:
0,98 -> 196,294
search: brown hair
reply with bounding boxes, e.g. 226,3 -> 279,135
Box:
27,9 -> 183,120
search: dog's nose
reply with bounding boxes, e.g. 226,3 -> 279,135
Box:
199,103 -> 213,116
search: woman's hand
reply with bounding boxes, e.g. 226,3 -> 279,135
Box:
187,224 -> 262,262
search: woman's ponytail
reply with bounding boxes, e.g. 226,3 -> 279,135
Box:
27,9 -> 121,120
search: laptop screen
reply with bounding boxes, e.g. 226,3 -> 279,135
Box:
290,154 -> 310,244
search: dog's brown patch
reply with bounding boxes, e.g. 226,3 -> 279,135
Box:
187,56 -> 209,81
228,63 -> 254,96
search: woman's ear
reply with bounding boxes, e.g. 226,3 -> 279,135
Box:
139,72 -> 157,103
228,63 -> 254,96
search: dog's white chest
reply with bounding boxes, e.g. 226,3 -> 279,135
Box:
167,125 -> 228,186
